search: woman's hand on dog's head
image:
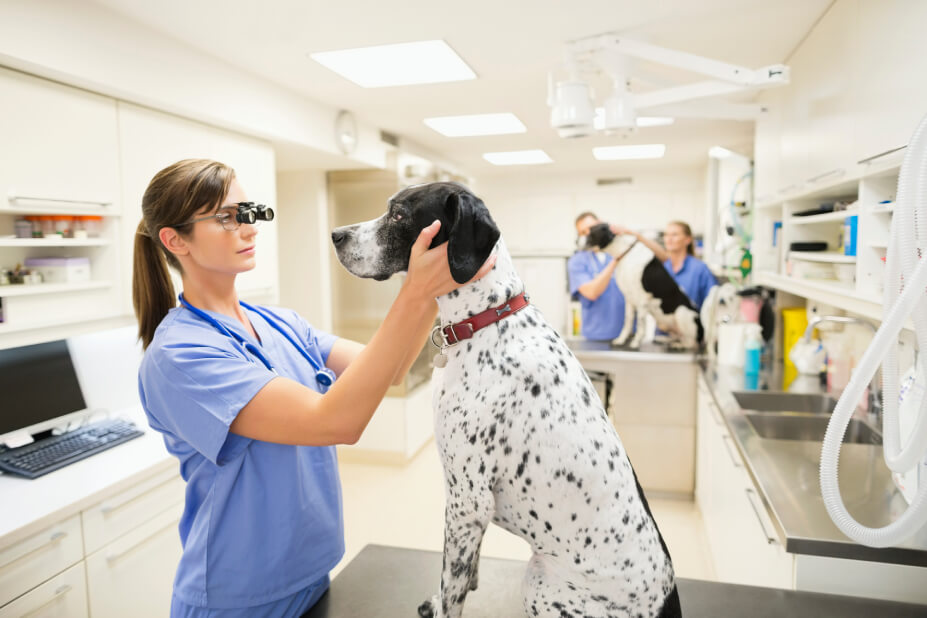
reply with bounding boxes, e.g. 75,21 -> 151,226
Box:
404,220 -> 497,299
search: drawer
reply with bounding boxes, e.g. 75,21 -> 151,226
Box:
82,467 -> 184,554
0,514 -> 83,607
86,502 -> 183,618
0,562 -> 88,618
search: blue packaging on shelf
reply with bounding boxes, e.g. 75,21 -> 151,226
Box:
843,215 -> 858,256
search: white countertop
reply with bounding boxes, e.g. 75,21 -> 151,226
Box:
0,405 -> 175,548
566,339 -> 698,364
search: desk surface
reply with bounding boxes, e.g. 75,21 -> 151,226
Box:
0,406 -> 174,547
306,545 -> 925,618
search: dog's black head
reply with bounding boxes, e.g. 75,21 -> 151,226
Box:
331,181 -> 500,284
581,222 -> 615,251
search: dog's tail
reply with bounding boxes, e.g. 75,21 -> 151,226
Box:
674,306 -> 703,344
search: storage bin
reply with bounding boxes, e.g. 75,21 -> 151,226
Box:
23,256 -> 91,283
843,215 -> 858,256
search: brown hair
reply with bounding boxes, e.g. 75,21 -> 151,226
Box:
575,211 -> 598,227
132,159 -> 235,349
668,220 -> 695,256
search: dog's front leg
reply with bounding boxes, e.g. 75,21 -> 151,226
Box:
418,493 -> 493,618
629,305 -> 649,349
613,296 -> 635,346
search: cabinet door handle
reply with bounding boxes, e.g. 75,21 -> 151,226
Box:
745,487 -> 778,545
806,168 -> 845,184
21,584 -> 72,617
8,194 -> 112,207
105,517 -> 179,564
721,434 -> 743,468
100,475 -> 177,515
857,145 -> 906,165
0,531 -> 67,571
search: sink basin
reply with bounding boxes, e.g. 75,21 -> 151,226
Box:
732,391 -> 838,414
745,413 -> 882,445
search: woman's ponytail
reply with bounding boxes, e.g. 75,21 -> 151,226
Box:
132,220 -> 176,349
131,159 -> 235,349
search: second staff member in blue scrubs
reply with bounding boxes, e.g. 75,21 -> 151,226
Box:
568,212 -> 625,341
662,220 -> 716,310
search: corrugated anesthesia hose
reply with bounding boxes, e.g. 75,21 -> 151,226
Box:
820,112 -> 927,547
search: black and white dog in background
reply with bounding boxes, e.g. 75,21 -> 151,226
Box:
332,183 -> 681,618
581,223 -> 703,350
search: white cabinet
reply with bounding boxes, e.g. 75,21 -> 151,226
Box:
0,67 -> 124,338
696,377 -> 794,589
0,563 -> 88,618
116,102 -> 279,311
0,515 -> 83,607
0,467 -> 184,617
85,502 -> 183,618
0,67 -> 119,208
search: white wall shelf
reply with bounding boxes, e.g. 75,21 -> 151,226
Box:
788,210 -> 858,225
788,251 -> 856,264
0,237 -> 111,247
0,280 -> 112,297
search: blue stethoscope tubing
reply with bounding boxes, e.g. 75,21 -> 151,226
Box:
178,293 -> 336,387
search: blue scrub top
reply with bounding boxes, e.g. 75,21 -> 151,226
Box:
663,254 -> 717,310
567,251 -> 625,340
138,304 -> 344,614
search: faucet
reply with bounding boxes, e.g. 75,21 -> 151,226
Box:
801,315 -> 881,424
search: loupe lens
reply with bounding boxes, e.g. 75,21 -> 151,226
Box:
257,206 -> 275,222
236,207 -> 257,225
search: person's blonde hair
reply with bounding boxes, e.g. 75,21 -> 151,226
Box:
132,159 -> 235,349
668,220 -> 695,256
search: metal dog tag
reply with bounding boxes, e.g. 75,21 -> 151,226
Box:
433,352 -> 448,368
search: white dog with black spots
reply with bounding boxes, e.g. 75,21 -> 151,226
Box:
332,182 -> 682,618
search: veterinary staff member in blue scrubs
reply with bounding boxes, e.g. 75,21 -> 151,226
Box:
662,220 -> 716,310
132,159 -> 494,618
568,212 -> 627,340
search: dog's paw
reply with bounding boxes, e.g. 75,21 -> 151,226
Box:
417,595 -> 439,617
468,574 -> 479,591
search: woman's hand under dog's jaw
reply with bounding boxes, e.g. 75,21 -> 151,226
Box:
403,220 -> 497,300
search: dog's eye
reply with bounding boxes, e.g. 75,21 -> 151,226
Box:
392,213 -> 403,222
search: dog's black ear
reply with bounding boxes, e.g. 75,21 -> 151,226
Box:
444,190 -> 500,283
587,223 -> 615,249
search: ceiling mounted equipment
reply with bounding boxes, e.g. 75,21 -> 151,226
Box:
548,33 -> 790,138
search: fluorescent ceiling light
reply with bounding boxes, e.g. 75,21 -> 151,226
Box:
709,146 -> 735,158
483,150 -> 553,166
593,144 -> 666,160
310,40 -> 476,88
636,116 -> 675,127
593,109 -> 675,130
424,113 -> 526,137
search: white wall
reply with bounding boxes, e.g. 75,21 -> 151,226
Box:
276,170 -> 333,332
474,168 -> 708,255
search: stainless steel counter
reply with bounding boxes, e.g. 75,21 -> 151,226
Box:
701,361 -> 927,567
566,338 -> 697,364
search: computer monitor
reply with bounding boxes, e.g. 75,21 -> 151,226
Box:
0,340 -> 89,446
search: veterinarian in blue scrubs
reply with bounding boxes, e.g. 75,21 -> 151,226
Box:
662,220 -> 717,310
133,159 -> 494,618
568,212 -> 627,340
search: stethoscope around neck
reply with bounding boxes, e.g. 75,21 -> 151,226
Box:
178,293 -> 336,388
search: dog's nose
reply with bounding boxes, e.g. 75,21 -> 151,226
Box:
331,229 -> 348,246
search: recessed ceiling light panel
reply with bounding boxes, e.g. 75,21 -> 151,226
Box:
483,150 -> 553,166
310,40 -> 476,88
424,113 -> 526,137
593,144 -> 666,160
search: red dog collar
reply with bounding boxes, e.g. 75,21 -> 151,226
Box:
434,292 -> 530,347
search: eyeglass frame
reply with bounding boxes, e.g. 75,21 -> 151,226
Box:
179,202 -> 274,231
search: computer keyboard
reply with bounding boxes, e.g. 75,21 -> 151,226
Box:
0,418 -> 144,479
